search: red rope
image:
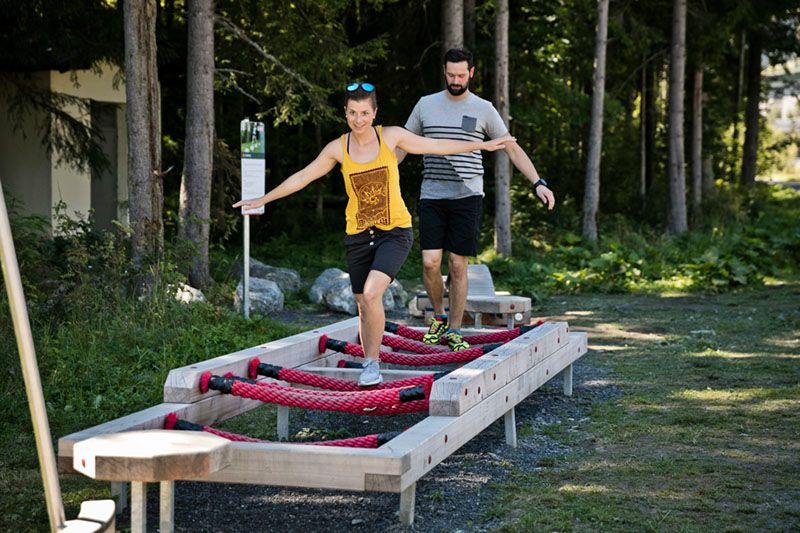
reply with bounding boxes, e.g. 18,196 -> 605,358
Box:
249,358 -> 436,391
202,372 -> 431,415
381,334 -> 449,354
164,413 -> 395,448
384,320 -> 544,344
320,335 -> 500,366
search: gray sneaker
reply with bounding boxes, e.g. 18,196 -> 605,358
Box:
358,359 -> 383,386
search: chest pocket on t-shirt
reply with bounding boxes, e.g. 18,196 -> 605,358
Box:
461,115 -> 478,133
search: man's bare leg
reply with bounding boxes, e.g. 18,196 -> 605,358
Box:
422,249 -> 446,316
446,252 -> 469,330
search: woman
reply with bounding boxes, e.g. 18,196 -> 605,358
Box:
233,83 -> 512,386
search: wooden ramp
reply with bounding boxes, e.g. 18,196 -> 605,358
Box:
59,316 -> 587,529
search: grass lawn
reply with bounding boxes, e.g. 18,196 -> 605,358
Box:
490,283 -> 800,532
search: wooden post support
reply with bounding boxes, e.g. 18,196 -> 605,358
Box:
131,481 -> 147,533
160,481 -> 175,533
504,408 -> 517,448
399,483 -> 416,526
277,405 -> 289,440
110,481 -> 127,515
562,364 -> 573,396
73,430 -> 231,532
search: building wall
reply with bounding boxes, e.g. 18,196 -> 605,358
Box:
0,72 -> 53,219
0,63 -> 127,229
50,62 -> 127,227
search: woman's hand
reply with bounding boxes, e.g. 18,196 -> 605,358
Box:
232,197 -> 264,211
482,135 -> 516,151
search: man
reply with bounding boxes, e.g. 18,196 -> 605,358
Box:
401,48 -> 555,351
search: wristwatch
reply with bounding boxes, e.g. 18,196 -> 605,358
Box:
533,178 -> 548,189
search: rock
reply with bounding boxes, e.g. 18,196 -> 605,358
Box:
309,268 -> 350,304
323,277 -> 358,315
174,283 -> 206,304
385,279 -> 408,310
234,278 -> 284,314
309,268 -> 406,315
238,258 -> 301,294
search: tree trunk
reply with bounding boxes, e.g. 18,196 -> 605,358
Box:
730,30 -> 746,181
179,0 -> 215,288
691,65 -> 703,214
315,122 -> 324,220
464,0 -> 475,52
639,62 -> 647,212
667,0 -> 688,235
702,155 -> 714,195
124,0 -> 163,265
441,0 -> 463,53
644,64 -> 657,200
581,0 -> 609,244
493,0 -> 511,255
741,31 -> 762,189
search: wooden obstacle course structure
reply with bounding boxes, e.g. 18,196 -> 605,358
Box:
59,316 -> 587,528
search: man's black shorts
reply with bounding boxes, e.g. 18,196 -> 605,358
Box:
418,195 -> 483,256
344,227 -> 413,294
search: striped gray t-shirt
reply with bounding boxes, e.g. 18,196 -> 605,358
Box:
404,91 -> 508,200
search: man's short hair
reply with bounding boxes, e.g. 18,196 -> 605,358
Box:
444,48 -> 474,69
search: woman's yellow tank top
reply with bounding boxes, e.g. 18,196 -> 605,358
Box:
340,126 -> 412,235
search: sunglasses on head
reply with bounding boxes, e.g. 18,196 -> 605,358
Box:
346,82 -> 375,92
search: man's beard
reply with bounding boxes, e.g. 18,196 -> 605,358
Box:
447,80 -> 469,96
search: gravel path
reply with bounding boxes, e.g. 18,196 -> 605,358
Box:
133,310 -> 618,532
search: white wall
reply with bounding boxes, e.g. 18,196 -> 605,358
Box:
0,63 -> 127,229
0,72 -> 53,219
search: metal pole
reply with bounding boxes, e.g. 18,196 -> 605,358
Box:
0,182 -> 66,532
243,215 -> 250,319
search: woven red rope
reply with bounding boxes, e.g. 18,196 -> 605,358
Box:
381,334 -> 449,354
249,358 -> 436,391
321,335 -> 499,366
164,413 -> 391,448
202,372 -> 431,415
385,320 -> 544,344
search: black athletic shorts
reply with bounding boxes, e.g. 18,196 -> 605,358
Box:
344,227 -> 413,294
418,195 -> 483,257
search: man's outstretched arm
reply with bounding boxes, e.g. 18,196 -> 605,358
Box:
504,141 -> 556,210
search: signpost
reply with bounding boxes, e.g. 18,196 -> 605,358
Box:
240,119 -> 266,319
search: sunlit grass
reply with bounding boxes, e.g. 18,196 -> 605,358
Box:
490,285 -> 800,532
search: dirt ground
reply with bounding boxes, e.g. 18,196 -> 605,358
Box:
130,308 -> 615,532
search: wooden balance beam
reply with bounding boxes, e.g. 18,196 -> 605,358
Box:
59,318 -> 587,527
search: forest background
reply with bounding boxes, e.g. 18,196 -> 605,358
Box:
0,0 -> 799,530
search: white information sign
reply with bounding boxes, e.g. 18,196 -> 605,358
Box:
240,119 -> 266,215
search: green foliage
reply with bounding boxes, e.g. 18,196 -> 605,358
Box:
483,185 -> 800,297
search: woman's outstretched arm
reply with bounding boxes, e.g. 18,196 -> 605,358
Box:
233,140 -> 340,211
384,126 -> 514,157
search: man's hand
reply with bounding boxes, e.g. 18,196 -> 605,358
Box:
536,184 -> 555,210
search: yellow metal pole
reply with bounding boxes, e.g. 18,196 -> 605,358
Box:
0,181 -> 66,531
